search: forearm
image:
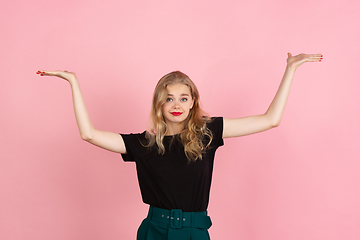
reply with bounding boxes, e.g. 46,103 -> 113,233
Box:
68,78 -> 95,140
265,65 -> 296,127
222,53 -> 322,138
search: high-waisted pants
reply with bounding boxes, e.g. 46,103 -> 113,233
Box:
137,206 -> 212,240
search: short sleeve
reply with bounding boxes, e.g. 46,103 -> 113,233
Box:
207,117 -> 224,149
119,131 -> 147,162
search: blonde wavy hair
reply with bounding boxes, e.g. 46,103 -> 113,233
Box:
146,71 -> 213,161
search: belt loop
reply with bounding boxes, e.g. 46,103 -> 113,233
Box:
147,206 -> 153,219
170,209 -> 183,229
191,212 -> 195,228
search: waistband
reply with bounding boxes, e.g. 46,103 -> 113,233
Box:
147,206 -> 212,229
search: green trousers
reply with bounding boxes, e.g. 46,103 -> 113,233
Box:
137,206 -> 212,240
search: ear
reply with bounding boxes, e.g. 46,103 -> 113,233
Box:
190,98 -> 195,109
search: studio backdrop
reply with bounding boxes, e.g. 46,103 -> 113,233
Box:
1,0 -> 359,240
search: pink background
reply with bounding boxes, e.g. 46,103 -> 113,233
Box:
1,0 -> 359,239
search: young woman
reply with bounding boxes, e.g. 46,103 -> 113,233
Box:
37,53 -> 322,240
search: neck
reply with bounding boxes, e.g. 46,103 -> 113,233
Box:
165,123 -> 185,136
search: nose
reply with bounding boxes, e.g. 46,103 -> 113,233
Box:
173,100 -> 181,109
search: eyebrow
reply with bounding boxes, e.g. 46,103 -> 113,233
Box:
167,93 -> 190,96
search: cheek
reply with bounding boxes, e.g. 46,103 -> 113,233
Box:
186,102 -> 194,110
162,102 -> 170,112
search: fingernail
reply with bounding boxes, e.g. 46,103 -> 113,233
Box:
40,74 -> 44,76
36,71 -> 40,74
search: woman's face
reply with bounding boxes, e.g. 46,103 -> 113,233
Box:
162,83 -> 194,132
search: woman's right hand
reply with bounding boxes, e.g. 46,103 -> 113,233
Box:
36,70 -> 77,83
36,69 -> 127,154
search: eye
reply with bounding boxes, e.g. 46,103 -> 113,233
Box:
180,98 -> 188,102
166,98 -> 173,102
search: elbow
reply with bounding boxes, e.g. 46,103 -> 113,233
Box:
265,113 -> 281,128
264,112 -> 281,129
272,122 -> 280,128
81,133 -> 92,141
269,118 -> 281,128
80,127 -> 95,141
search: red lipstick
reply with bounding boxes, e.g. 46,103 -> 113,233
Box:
171,112 -> 182,116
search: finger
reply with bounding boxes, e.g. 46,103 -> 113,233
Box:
307,57 -> 323,62
307,54 -> 323,59
306,53 -> 323,62
37,70 -> 57,76
36,70 -> 47,76
287,52 -> 292,58
39,70 -> 50,76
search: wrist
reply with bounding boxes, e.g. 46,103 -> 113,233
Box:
286,64 -> 297,73
68,77 -> 78,86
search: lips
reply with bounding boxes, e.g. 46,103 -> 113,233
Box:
171,112 -> 183,116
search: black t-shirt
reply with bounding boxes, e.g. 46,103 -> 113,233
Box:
120,117 -> 223,212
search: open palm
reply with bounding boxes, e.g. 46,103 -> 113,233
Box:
36,70 -> 77,83
287,53 -> 323,70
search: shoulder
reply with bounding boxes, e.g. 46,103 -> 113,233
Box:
206,117 -> 224,143
207,117 -> 223,131
120,131 -> 147,145
120,130 -> 146,138
204,117 -> 224,148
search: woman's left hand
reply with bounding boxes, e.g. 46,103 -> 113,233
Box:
286,53 -> 323,70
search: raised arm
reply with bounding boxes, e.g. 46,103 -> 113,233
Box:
37,70 -> 127,154
223,53 -> 323,138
